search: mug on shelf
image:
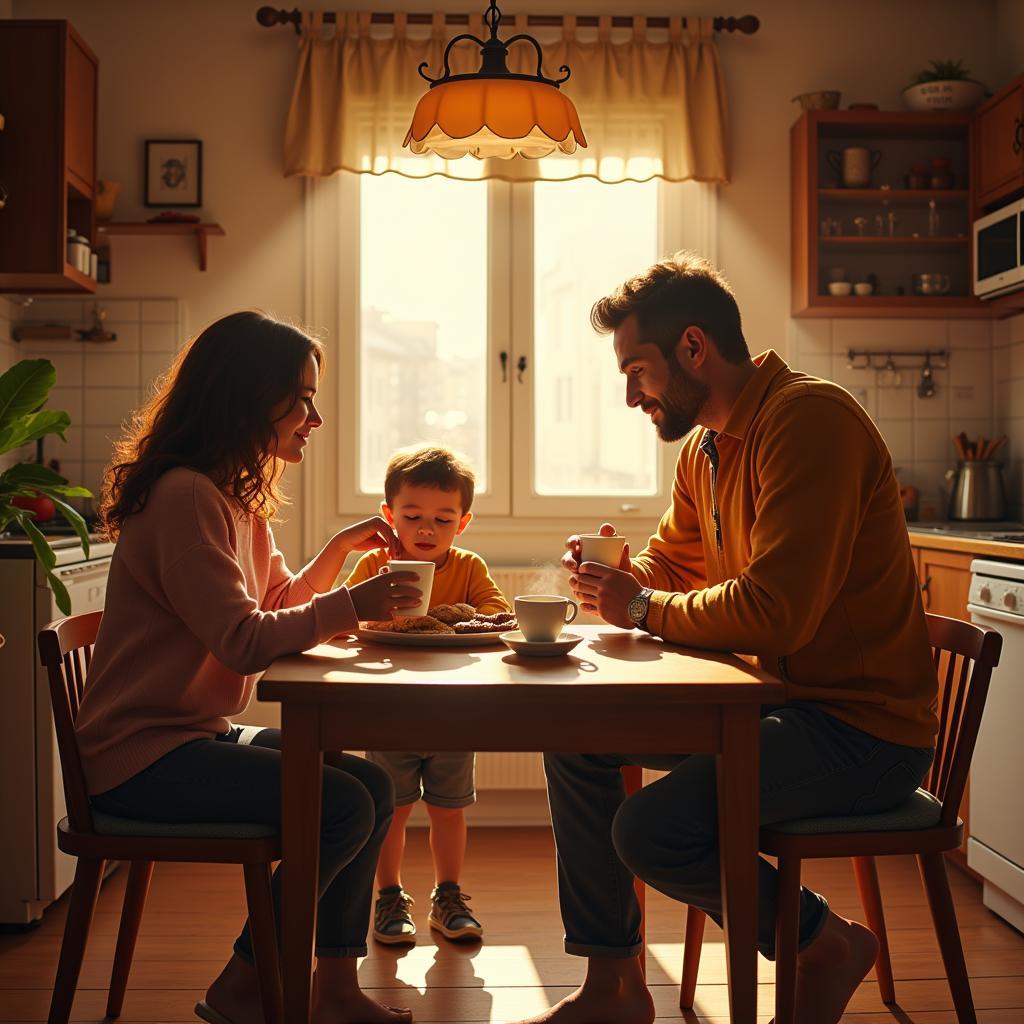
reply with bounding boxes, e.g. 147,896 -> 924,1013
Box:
826,146 -> 882,188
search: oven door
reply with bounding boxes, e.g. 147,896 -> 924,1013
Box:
34,556 -> 111,905
966,600 -> 1024,926
974,200 -> 1024,298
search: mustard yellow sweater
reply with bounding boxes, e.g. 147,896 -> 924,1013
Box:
634,350 -> 937,748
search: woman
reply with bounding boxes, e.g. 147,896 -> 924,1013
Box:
75,311 -> 421,1024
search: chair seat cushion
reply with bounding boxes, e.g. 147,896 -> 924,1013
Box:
76,813 -> 278,840
767,788 -> 945,835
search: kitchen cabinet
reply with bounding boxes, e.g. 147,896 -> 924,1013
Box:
972,73 -> 1024,212
912,542 -> 975,873
0,20 -> 97,294
791,110 -> 992,318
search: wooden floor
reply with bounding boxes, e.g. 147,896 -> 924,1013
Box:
2,827 -> 1023,1022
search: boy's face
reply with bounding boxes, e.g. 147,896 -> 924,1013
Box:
382,483 -> 471,566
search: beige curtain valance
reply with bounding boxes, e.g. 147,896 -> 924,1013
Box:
284,11 -> 729,184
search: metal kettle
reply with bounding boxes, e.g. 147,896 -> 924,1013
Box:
946,461 -> 1008,521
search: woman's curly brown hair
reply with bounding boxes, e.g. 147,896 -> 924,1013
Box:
99,311 -> 324,539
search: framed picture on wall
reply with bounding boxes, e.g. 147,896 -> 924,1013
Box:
144,139 -> 202,207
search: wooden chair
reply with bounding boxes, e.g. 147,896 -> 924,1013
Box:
679,612 -> 1002,1024
38,611 -> 283,1024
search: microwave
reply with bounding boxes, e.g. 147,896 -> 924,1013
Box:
974,196 -> 1024,298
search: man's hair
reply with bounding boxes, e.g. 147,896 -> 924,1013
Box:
590,250 -> 750,364
384,445 -> 475,513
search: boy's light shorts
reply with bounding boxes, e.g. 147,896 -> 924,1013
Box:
366,750 -> 476,808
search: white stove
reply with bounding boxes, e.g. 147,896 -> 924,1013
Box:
967,559 -> 1024,933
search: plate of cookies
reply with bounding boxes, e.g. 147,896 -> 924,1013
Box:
357,603 -> 518,647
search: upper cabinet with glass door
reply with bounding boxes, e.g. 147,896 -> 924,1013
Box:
791,110 -> 993,318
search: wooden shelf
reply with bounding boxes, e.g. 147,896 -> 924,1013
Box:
95,221 -> 225,271
795,294 -> 996,318
818,188 -> 968,204
819,235 -> 969,247
0,262 -> 96,295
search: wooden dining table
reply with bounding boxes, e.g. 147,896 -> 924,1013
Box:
257,624 -> 785,1024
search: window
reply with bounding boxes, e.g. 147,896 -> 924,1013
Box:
308,167 -> 715,529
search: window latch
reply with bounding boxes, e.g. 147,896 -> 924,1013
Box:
499,350 -> 508,382
517,355 -> 528,382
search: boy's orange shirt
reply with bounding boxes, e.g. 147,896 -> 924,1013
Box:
343,547 -> 511,615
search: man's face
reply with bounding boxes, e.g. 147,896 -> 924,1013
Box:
613,314 -> 710,442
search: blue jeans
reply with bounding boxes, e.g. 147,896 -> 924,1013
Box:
543,703 -> 934,960
91,727 -> 394,961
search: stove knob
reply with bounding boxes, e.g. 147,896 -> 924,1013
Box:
1004,590 -> 1019,611
980,585 -> 992,603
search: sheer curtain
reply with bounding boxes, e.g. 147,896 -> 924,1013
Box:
284,11 -> 729,184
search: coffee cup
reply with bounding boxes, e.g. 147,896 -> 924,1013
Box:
579,532 -> 626,568
387,560 -> 434,617
514,595 -> 579,643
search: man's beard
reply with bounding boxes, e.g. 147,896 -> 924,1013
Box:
644,356 -> 711,442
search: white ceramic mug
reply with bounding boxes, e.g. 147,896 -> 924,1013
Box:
387,560 -> 434,617
579,533 -> 626,568
514,595 -> 579,643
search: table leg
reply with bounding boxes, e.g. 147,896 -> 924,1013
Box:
281,704 -> 323,1024
717,705 -> 759,1023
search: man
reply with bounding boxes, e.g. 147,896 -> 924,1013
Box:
522,252 -> 937,1024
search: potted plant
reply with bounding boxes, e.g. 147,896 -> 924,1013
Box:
903,59 -> 987,112
0,358 -> 93,619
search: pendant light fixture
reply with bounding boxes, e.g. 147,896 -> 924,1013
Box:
404,1 -> 587,160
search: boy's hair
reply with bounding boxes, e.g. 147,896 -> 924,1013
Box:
384,445 -> 475,514
590,249 -> 750,364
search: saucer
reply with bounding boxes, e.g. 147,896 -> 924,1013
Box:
499,630 -> 583,657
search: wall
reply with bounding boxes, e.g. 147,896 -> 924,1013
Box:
789,317 -> 994,519
10,297 -> 183,506
994,0 -> 1024,84
995,313 -> 1024,519
7,0 -> 1012,559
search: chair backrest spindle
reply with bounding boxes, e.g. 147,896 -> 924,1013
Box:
38,611 -> 104,835
923,614 -> 1002,829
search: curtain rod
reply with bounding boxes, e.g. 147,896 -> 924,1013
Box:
255,7 -> 760,34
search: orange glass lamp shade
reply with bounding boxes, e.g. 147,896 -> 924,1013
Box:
405,78 -> 586,160
404,1 -> 586,161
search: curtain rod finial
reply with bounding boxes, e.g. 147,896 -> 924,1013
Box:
255,6 -> 297,29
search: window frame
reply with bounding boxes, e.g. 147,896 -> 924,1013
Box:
301,171 -> 717,547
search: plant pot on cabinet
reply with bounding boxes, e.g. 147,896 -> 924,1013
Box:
902,79 -> 986,112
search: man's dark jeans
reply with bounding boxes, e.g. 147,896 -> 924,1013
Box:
543,702 -> 934,960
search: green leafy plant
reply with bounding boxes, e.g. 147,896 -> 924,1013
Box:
910,59 -> 973,85
0,359 -> 93,614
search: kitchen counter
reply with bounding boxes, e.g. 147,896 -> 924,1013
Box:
908,525 -> 1024,563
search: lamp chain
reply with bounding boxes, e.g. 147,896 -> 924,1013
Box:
484,1 -> 502,39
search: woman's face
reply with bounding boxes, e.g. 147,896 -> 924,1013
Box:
270,353 -> 322,463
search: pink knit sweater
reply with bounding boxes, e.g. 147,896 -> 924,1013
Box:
76,468 -> 359,795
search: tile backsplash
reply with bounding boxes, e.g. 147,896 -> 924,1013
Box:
7,297 -> 184,510
994,310 -> 1024,520
788,318 -> 994,521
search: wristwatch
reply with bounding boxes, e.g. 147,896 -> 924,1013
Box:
627,587 -> 655,630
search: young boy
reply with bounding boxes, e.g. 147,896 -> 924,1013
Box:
343,444 -> 511,946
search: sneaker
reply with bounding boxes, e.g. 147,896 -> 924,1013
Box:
373,885 -> 416,945
428,881 -> 483,941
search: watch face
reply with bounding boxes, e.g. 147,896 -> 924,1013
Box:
628,593 -> 647,621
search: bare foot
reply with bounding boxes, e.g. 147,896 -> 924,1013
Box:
512,979 -> 654,1024
794,911 -> 879,1024
312,990 -> 412,1024
203,955 -> 264,1024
